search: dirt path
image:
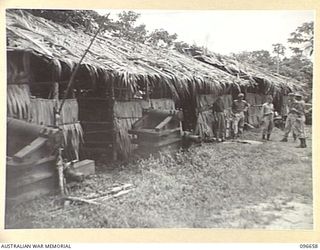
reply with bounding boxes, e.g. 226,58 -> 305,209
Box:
219,196 -> 313,229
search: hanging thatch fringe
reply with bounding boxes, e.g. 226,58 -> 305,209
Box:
7,86 -> 83,160
30,98 -> 57,125
61,122 -> 84,160
7,84 -> 31,120
114,117 -> 137,159
195,111 -> 215,138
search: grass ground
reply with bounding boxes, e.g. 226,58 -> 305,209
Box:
5,126 -> 313,229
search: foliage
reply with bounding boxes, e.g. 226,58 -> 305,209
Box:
272,43 -> 286,57
174,41 -> 192,53
272,43 -> 286,74
280,55 -> 313,87
288,21 -> 314,56
24,9 -> 101,33
147,29 -> 178,48
111,11 -> 148,43
232,50 -> 275,68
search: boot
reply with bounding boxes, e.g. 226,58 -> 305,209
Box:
267,134 -> 271,141
296,138 -> 307,148
262,134 -> 266,140
280,137 -> 288,142
293,133 -> 297,142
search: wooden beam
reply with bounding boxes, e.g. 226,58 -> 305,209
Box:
129,128 -> 181,137
155,116 -> 173,131
131,114 -> 149,129
13,137 -> 48,162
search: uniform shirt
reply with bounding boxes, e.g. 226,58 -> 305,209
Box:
287,98 -> 296,114
291,100 -> 305,116
212,98 -> 225,113
261,102 -> 274,118
232,99 -> 250,114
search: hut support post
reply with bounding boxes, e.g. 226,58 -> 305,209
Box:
110,80 -> 117,161
53,82 -> 66,196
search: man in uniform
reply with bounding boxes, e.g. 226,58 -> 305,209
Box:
280,93 -> 297,142
212,96 -> 226,142
293,93 -> 307,148
231,93 -> 250,138
260,95 -> 274,140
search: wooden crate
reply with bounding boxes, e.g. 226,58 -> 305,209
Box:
72,159 -> 95,176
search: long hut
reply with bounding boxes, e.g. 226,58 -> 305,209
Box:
6,10 -> 301,160
190,49 -> 304,126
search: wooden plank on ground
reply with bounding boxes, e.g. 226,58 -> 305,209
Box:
155,116 -> 173,131
72,159 -> 95,176
13,137 -> 48,162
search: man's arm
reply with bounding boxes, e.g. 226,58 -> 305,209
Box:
260,104 -> 265,119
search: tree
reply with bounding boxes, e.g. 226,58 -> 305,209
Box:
232,50 -> 275,68
147,29 -> 178,48
272,43 -> 286,74
288,21 -> 314,56
25,9 -> 103,33
112,11 -> 148,43
280,55 -> 313,88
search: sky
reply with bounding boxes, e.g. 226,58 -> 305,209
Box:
96,10 -> 314,56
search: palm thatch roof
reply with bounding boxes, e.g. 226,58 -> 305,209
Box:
6,9 -> 245,100
190,50 -> 303,95
6,10 -> 300,100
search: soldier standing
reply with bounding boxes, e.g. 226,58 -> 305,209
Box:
212,96 -> 226,142
231,93 -> 250,139
293,93 -> 307,148
280,93 -> 297,142
260,95 -> 274,141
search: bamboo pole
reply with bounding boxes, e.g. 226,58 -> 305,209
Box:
58,13 -> 110,114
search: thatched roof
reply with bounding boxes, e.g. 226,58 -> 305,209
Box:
6,10 -> 244,100
191,50 -> 303,95
6,10 -> 299,100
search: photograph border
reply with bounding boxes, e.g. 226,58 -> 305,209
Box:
0,0 -> 319,243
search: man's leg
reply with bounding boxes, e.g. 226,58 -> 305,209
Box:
238,113 -> 245,137
267,118 -> 274,140
261,117 -> 267,140
281,115 -> 293,141
295,116 -> 307,148
220,115 -> 226,141
232,115 -> 239,138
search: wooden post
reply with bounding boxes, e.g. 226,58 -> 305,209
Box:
53,80 -> 66,196
110,79 -> 117,161
53,82 -> 60,126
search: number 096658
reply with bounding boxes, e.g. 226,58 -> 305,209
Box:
300,244 -> 318,248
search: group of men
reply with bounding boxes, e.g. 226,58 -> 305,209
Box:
211,92 -> 307,148
211,93 -> 250,142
